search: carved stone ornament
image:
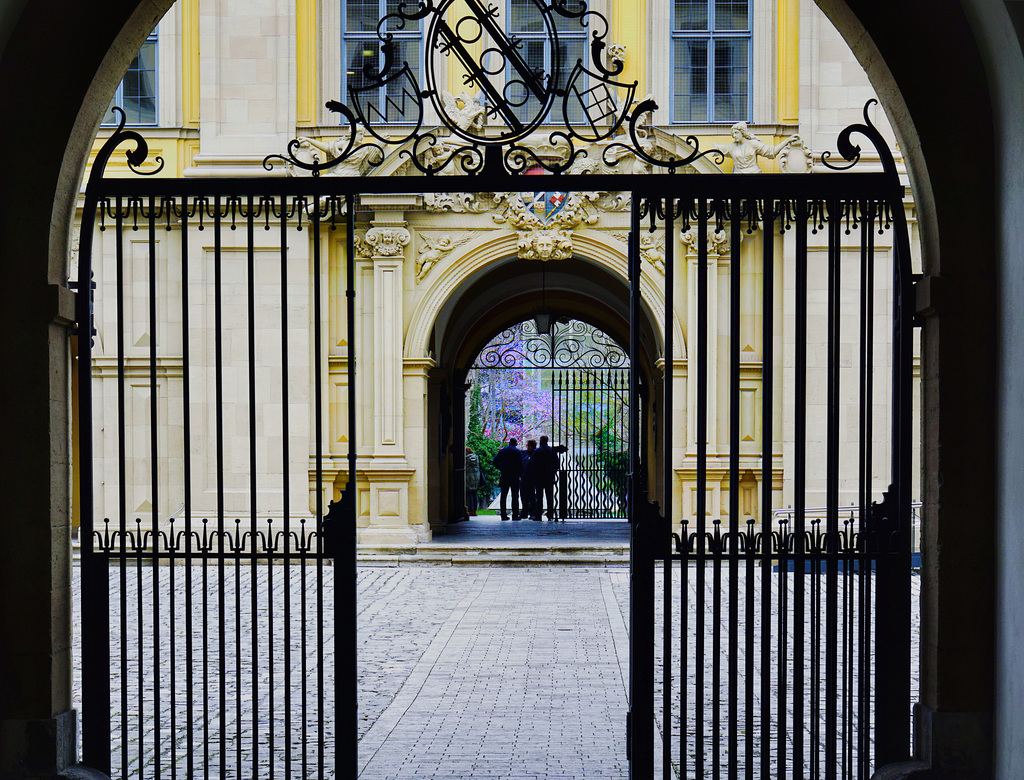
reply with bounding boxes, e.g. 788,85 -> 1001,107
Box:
779,138 -> 815,173
354,232 -> 372,258
439,92 -> 487,134
364,227 -> 411,258
493,190 -> 614,261
422,192 -> 491,213
288,129 -> 384,177
518,229 -> 575,261
639,231 -> 666,271
681,227 -> 730,257
415,234 -> 469,282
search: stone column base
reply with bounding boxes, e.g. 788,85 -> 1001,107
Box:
0,709 -> 77,780
355,465 -> 431,546
872,703 -> 993,779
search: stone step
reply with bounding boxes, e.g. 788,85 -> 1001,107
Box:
357,544 -> 630,566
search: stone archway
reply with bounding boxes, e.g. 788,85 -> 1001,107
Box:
0,0 -> 1019,775
417,249 -> 671,531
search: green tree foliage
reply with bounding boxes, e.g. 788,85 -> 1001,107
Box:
467,381 -> 503,501
590,423 -> 629,512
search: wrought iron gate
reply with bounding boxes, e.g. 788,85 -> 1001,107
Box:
75,1 -> 913,777
552,367 -> 629,518
470,319 -> 630,518
625,111 -> 914,778
77,118 -> 361,777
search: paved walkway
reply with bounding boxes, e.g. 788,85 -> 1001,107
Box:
358,516 -> 632,565
358,568 -> 631,779
430,516 -> 631,547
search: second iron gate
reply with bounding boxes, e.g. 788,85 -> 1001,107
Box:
626,107 -> 915,778
552,367 -> 629,518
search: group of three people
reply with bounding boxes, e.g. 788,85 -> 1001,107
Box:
492,436 -> 561,521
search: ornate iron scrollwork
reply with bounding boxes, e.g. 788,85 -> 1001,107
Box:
263,0 -> 725,177
89,106 -> 165,183
473,318 -> 628,369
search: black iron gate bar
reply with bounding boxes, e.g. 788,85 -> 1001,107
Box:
632,184 -> 913,779
76,96 -> 914,780
552,369 -> 630,519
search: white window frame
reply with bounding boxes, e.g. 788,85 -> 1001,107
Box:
669,0 -> 753,124
340,0 -> 424,125
101,28 -> 159,127
505,0 -> 589,125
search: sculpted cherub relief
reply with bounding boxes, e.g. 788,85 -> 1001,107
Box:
415,235 -> 469,282
639,231 -> 666,271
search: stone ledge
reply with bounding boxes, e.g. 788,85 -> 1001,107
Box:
58,766 -> 111,780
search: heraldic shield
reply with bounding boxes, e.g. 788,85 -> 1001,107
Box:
348,62 -> 424,145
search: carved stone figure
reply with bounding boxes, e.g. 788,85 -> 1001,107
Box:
364,227 -> 411,258
639,231 -> 666,271
681,227 -> 730,256
419,139 -> 478,176
415,235 -> 468,282
716,122 -> 800,174
294,128 -> 383,176
441,91 -> 488,133
608,100 -> 657,175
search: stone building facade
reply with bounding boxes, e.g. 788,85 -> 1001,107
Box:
74,0 -> 921,546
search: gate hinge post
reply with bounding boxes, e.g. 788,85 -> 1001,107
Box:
53,282 -> 79,329
625,710 -> 631,760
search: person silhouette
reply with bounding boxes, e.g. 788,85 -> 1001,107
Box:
519,439 -> 537,520
531,435 -> 560,521
492,438 -> 523,521
465,446 -> 482,517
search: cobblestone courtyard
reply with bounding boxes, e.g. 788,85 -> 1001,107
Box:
71,557 -> 919,779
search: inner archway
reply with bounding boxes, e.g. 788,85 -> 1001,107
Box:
466,318 -> 631,522
422,252 -> 669,533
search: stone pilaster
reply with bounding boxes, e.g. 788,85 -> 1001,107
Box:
357,213 -> 423,545
190,0 -> 297,172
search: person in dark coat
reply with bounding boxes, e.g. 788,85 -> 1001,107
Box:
492,438 -> 523,520
531,435 -> 560,521
519,439 -> 537,520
